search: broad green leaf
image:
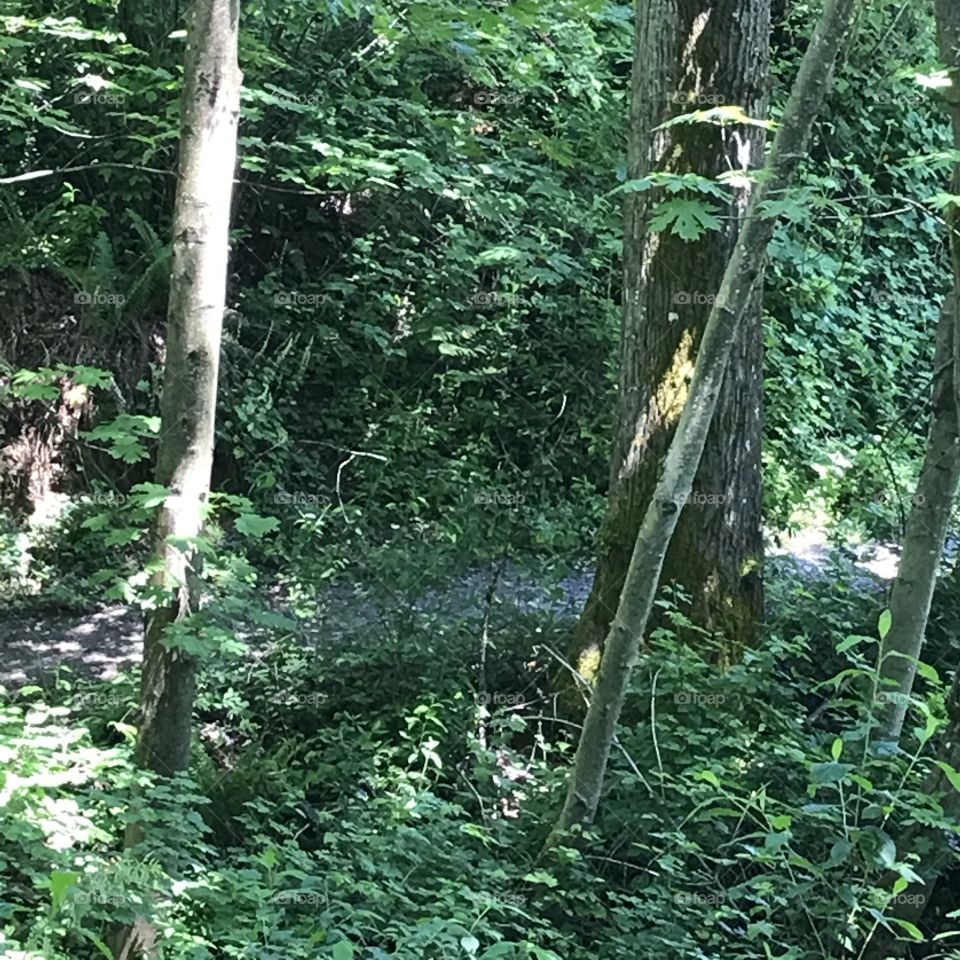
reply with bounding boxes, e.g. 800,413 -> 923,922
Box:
649,198 -> 722,241
235,514 -> 279,538
50,870 -> 80,910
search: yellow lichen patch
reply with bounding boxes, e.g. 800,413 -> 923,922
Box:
654,328 -> 695,425
576,643 -> 602,685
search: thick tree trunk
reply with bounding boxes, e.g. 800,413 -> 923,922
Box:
876,295 -> 960,744
569,0 -> 768,681
547,0 -> 858,842
132,0 -> 241,786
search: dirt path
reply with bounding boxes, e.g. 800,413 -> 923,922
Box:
0,540 -> 891,689
0,605 -> 142,687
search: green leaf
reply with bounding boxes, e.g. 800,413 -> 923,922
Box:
476,245 -> 523,265
892,919 -> 923,941
332,941 -> 354,960
810,762 -> 854,785
235,513 -> 279,538
50,870 -> 80,910
831,737 -> 843,761
649,197 -> 722,241
697,770 -> 721,788
935,760 -> 960,794
828,838 -> 852,865
878,609 -> 892,639
522,869 -> 559,887
915,659 -> 940,684
461,935 -> 480,955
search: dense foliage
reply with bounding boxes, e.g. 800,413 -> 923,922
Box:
5,0 -> 960,958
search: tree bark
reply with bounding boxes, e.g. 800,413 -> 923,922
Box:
861,7 -> 960,955
547,0 -> 858,842
876,294 -> 960,744
568,0 -> 768,682
132,0 -> 241,787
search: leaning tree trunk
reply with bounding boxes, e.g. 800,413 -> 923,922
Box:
875,0 -> 960,748
547,0 -> 858,842
132,0 -> 241,789
863,8 -> 960,953
569,0 -> 768,682
876,294 -> 960,744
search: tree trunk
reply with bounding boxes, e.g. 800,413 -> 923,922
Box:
861,8 -> 960,955
569,0 -> 768,682
132,0 -> 241,788
876,294 -> 960,744
546,0 -> 858,842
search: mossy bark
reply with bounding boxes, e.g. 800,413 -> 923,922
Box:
568,0 -> 768,683
547,0 -> 858,842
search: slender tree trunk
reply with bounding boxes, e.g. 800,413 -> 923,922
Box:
876,295 -> 960,744
862,8 -> 960,954
546,0 -> 858,842
111,6 -> 240,956
132,0 -> 241,789
569,0 -> 768,682
874,0 -> 960,747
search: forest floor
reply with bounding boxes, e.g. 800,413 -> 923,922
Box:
0,531 -> 893,687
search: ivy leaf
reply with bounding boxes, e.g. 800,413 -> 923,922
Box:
649,198 -> 722,241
